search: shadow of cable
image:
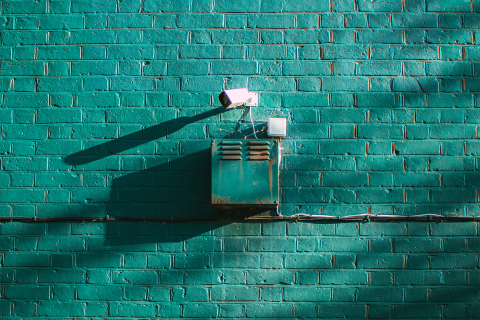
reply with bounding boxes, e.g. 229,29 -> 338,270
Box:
64,107 -> 227,166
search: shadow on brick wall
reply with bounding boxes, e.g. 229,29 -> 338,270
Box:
64,107 -> 273,243
64,107 -> 228,166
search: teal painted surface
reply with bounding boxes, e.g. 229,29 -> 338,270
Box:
2,221 -> 480,319
1,0 -> 480,318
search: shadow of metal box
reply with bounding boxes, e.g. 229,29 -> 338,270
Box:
211,139 -> 279,208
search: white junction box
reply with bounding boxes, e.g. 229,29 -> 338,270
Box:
268,118 -> 287,137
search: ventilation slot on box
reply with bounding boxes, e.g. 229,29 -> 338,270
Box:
247,142 -> 270,161
220,142 -> 242,160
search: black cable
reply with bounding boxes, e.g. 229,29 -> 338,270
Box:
0,214 -> 478,223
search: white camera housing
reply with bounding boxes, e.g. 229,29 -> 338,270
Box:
218,88 -> 258,109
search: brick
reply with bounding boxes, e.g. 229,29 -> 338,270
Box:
37,302 -> 84,317
215,0 -> 259,12
174,253 -> 209,269
358,62 -> 402,76
174,285 -> 209,302
358,30 -> 403,43
3,253 -> 49,267
0,189 -> 45,203
319,141 -> 364,156
284,287 -> 330,301
4,1 -> 47,13
4,284 -> 49,299
178,45 -> 220,59
285,30 -> 329,44
290,124 -> 328,139
37,237 -> 85,251
212,285 -> 258,301
331,284 -> 357,301
395,173 -> 440,187
431,222 -> 476,235
284,62 -> 331,75
39,269 -> 86,283
428,30 -> 473,44
285,253 -> 332,268
284,93 -> 328,107
358,0 -> 402,11
168,61 -> 209,75
37,77 -> 82,92
395,304 -> 441,318
395,271 -> 441,285
110,302 -> 156,317
323,77 -> 368,91
0,62 -> 45,77
247,14 -> 295,28
370,239 -> 392,254
76,254 -> 122,268
146,287 -> 170,301
428,62 -> 472,76
248,237 -> 294,252
429,93 -> 474,107
218,304 -> 244,317
248,45 -> 290,60
145,0 -> 188,11
78,286 -> 124,300
323,45 -> 369,60
250,77 -> 296,92
211,61 -> 257,75
246,303 -> 294,318
260,287 -> 282,301
430,287 -> 476,301
112,270 -> 158,285
212,30 -> 259,44
72,61 -> 116,75
320,270 -> 367,285
426,0 -> 474,12
109,14 -> 154,28
357,253 -> 404,269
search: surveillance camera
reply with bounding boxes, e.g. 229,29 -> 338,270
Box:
218,88 -> 258,109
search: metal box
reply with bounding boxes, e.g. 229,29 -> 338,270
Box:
211,139 -> 279,208
268,118 -> 287,137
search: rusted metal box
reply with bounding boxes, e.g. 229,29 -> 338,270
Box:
211,139 -> 279,208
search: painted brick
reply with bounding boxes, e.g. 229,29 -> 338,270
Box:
393,45 -> 438,60
0,2 -> 478,319
212,285 -> 258,301
143,0 -> 189,12
284,62 -> 331,75
39,269 -> 86,283
285,30 -> 329,44
260,24 -> 287,40
246,303 -> 294,318
110,302 -> 157,317
357,287 -> 403,302
285,254 -> 333,269
37,302 -> 84,316
426,0 -> 474,12
430,287 -> 476,302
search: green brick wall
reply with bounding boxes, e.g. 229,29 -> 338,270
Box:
1,0 -> 480,318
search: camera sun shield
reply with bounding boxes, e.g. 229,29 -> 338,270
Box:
219,88 -> 258,109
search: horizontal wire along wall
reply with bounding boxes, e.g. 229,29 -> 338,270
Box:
0,213 -> 478,222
